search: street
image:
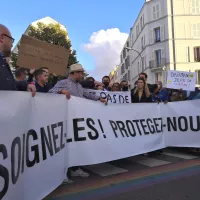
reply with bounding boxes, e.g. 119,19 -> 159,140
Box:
45,148 -> 200,200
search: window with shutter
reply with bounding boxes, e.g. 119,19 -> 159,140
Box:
195,70 -> 200,84
143,15 -> 144,27
153,6 -> 156,20
161,49 -> 165,59
160,26 -> 165,41
128,70 -> 130,81
192,23 -> 200,38
155,27 -> 161,42
149,30 -> 153,44
156,5 -> 160,19
194,47 -> 200,61
193,24 -> 196,37
197,23 -> 200,37
191,0 -> 200,14
152,51 -> 155,60
140,17 -> 143,30
156,50 -> 162,67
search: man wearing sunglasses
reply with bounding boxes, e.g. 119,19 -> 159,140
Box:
0,24 -> 36,96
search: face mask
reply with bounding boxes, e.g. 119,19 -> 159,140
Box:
26,75 -> 29,80
88,81 -> 95,89
103,81 -> 109,87
122,86 -> 128,91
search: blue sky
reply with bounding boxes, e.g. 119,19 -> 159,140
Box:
1,0 -> 144,77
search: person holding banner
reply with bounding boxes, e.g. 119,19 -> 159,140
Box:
49,63 -> 107,104
131,78 -> 152,103
155,81 -> 169,103
120,80 -> 129,91
102,76 -> 112,91
49,63 -> 107,183
0,24 -> 36,96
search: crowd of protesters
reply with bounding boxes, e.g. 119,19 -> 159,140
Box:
0,24 -> 200,184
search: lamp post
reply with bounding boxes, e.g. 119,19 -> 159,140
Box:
125,47 -> 143,76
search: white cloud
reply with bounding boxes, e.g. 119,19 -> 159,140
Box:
83,28 -> 128,80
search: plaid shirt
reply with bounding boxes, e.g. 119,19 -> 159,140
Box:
48,77 -> 99,101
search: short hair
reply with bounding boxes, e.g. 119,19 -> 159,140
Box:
86,77 -> 95,82
140,72 -> 148,79
102,76 -> 110,82
151,84 -> 159,93
120,80 -> 128,85
15,67 -> 27,78
112,82 -> 120,88
35,70 -> 46,79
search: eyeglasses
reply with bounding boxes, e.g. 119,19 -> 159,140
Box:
3,34 -> 15,43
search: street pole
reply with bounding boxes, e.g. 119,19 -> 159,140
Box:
125,47 -> 143,76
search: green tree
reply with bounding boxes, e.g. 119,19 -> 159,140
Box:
84,72 -> 89,78
11,22 -> 78,71
10,52 -> 18,69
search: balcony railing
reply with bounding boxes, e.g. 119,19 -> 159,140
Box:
149,58 -> 166,69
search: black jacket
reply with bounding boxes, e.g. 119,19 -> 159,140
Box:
80,80 -> 95,89
0,54 -> 28,91
35,82 -> 52,93
131,91 -> 152,103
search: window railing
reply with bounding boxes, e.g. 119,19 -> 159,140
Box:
155,38 -> 161,43
149,58 -> 166,69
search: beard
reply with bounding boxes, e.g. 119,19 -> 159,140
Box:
3,45 -> 11,57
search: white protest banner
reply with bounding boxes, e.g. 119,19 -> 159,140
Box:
166,70 -> 196,91
0,92 -> 68,200
66,97 -> 200,167
66,97 -> 165,167
161,100 -> 200,147
0,92 -> 200,200
85,89 -> 131,103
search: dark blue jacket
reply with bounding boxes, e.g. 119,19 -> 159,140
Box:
152,88 -> 169,102
35,82 -> 52,93
0,53 -> 28,91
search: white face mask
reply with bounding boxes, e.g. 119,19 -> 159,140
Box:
26,75 -> 29,80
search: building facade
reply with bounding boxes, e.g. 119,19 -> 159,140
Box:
109,65 -> 121,85
116,0 -> 200,88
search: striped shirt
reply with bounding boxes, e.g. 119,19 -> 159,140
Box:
48,77 -> 99,101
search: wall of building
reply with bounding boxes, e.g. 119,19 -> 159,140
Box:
129,0 -> 169,87
116,0 -> 200,88
171,0 -> 200,86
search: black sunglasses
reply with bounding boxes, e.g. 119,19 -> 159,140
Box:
3,34 -> 15,43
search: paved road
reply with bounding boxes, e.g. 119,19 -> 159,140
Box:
45,148 -> 200,200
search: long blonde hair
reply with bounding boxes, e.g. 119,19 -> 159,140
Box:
134,78 -> 151,97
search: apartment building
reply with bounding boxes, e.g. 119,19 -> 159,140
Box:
109,65 -> 121,84
116,0 -> 200,88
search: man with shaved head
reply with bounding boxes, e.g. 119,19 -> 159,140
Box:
0,24 -> 36,96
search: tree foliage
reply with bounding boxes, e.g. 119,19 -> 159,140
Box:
11,22 -> 79,71
10,52 -> 18,69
